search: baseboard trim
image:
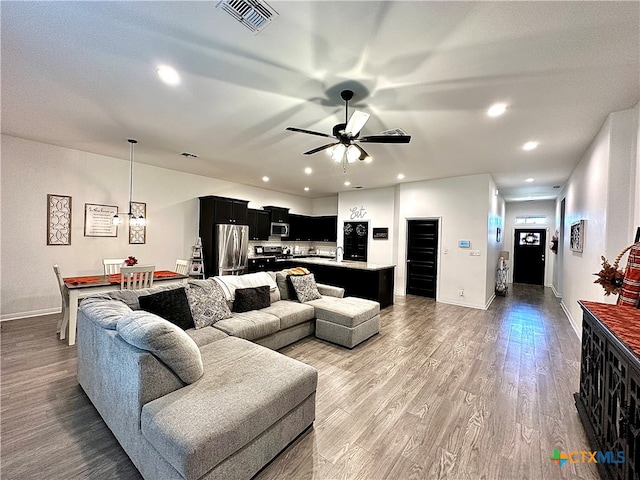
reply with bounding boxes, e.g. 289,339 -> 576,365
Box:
550,284 -> 562,298
560,300 -> 581,339
1,308 -> 60,322
438,298 -> 490,310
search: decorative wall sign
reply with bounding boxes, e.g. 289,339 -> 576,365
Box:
373,228 -> 389,240
349,206 -> 367,219
570,220 -> 585,252
84,203 -> 118,237
47,194 -> 72,245
129,202 -> 146,244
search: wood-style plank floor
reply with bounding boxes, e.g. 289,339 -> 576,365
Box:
1,284 -> 600,479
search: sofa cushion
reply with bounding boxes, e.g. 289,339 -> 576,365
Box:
213,310 -> 280,341
79,295 -> 133,330
140,336 -> 317,480
213,272 -> 277,302
275,272 -> 294,300
186,279 -> 232,329
116,310 -> 203,384
288,273 -> 322,303
185,326 -> 229,348
105,283 -> 184,310
233,285 -> 271,313
262,300 -> 315,330
139,287 -> 195,330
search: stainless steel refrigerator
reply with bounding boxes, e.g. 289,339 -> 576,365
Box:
216,224 -> 249,276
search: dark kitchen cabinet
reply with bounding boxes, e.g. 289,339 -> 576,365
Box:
199,196 -> 249,277
248,256 -> 276,273
263,206 -> 289,224
200,196 -> 248,225
575,301 -> 640,480
247,209 -> 270,241
289,214 -> 311,241
312,215 -> 337,242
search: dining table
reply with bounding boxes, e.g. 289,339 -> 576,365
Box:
62,270 -> 188,346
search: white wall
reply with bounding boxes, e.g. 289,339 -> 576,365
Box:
0,135 -> 324,320
558,105 -> 639,335
397,174 -> 494,309
337,187 -> 396,266
311,196 -> 338,216
503,200 -> 557,287
487,177 -> 506,301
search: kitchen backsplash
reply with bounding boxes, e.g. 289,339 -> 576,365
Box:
248,240 -> 337,257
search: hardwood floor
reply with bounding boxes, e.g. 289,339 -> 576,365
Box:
1,285 -> 599,479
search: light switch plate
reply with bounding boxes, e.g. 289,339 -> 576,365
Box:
470,250 -> 481,256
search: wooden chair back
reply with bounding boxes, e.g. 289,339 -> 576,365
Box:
120,265 -> 155,290
103,258 -> 125,275
175,259 -> 189,276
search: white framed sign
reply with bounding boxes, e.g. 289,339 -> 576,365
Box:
84,203 -> 118,237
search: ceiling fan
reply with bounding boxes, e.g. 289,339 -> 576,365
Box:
286,89 -> 411,172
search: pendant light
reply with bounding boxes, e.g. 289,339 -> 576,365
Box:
112,139 -> 146,226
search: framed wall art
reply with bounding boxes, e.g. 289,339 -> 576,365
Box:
47,194 -> 72,245
129,202 -> 146,244
570,220 -> 585,252
84,203 -> 118,237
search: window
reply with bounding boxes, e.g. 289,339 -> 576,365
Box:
515,216 -> 547,225
519,232 -> 541,246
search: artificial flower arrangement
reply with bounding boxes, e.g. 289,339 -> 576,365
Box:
593,245 -> 632,295
124,256 -> 138,266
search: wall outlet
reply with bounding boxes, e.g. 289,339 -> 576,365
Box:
459,289 -> 464,296
470,250 -> 481,256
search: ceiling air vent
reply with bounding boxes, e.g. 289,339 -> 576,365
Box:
216,0 -> 278,34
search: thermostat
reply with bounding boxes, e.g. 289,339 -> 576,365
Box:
458,240 -> 471,248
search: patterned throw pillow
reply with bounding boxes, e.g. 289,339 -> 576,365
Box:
233,285 -> 271,313
288,273 -> 322,303
186,279 -> 232,329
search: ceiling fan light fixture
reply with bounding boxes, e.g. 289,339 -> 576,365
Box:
346,145 -> 359,163
332,144 -> 346,163
345,110 -> 370,136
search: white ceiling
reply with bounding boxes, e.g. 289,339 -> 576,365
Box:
2,1 -> 638,201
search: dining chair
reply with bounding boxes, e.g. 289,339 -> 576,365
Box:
53,264 -> 69,338
175,259 -> 190,275
120,265 -> 155,290
103,258 -> 126,275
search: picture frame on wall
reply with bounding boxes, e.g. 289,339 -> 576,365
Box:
84,203 -> 118,237
47,194 -> 72,245
570,220 -> 585,252
129,202 -> 146,244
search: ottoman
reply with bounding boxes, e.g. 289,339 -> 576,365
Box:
308,296 -> 380,348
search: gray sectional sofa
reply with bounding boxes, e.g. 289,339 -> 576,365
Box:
77,271 -> 380,480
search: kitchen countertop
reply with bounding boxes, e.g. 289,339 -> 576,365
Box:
278,256 -> 395,271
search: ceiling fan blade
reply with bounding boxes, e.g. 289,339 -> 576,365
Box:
344,110 -> 370,136
304,142 -> 339,155
286,127 -> 333,138
353,144 -> 371,161
358,134 -> 411,144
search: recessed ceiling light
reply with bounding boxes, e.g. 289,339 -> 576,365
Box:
487,103 -> 507,117
522,141 -> 539,151
304,187 -> 310,191
156,65 -> 180,86
304,167 -> 312,174
344,181 -> 351,186
262,176 -> 269,182
397,174 -> 405,180
525,177 -> 535,183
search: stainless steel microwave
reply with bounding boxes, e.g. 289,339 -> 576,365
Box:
270,222 -> 289,237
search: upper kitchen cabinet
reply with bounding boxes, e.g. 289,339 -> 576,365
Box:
248,209 -> 270,241
263,206 -> 289,224
199,196 -> 249,225
288,214 -> 311,241
312,215 -> 337,242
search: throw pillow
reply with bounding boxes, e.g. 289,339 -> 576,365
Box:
288,273 -> 322,303
117,310 -> 203,384
233,285 -> 271,313
139,287 -> 195,330
186,279 -> 232,329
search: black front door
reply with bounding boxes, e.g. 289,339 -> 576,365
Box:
406,219 -> 438,298
513,228 -> 546,285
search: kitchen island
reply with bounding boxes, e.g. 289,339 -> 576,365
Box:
278,257 -> 395,308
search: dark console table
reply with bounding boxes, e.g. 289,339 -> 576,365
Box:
576,301 -> 640,480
